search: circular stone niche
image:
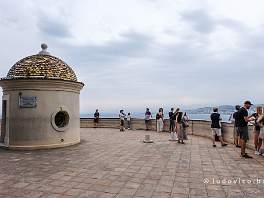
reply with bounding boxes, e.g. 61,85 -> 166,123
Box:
51,109 -> 70,132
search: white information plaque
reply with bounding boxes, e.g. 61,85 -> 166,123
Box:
19,96 -> 37,108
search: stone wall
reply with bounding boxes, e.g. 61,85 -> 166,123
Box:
80,118 -> 255,149
0,118 -> 255,149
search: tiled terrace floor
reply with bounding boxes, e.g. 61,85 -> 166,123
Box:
1,128 -> 264,198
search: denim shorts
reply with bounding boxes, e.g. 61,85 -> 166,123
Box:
238,126 -> 249,141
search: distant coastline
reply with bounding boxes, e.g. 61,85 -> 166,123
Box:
80,113 -> 231,122
81,104 -> 262,122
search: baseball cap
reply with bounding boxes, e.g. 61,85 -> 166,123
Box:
244,101 -> 253,105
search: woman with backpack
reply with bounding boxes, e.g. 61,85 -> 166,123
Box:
177,111 -> 188,144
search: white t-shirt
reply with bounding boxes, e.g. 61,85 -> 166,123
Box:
145,112 -> 152,120
119,113 -> 126,120
127,115 -> 131,121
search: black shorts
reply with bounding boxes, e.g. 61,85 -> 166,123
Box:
120,120 -> 124,126
238,126 -> 249,141
94,118 -> 99,123
145,120 -> 150,124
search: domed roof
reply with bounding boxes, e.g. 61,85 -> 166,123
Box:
5,44 -> 78,82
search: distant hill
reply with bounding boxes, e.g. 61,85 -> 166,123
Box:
80,104 -> 264,120
185,104 -> 264,115
186,105 -> 234,115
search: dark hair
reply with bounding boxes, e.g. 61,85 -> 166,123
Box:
171,108 -> 174,111
178,112 -> 183,119
213,107 -> 218,112
235,105 -> 240,111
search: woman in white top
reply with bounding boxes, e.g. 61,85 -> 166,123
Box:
257,110 -> 264,155
156,108 -> 164,132
127,113 -> 131,130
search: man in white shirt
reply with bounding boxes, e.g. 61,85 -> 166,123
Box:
119,110 -> 126,132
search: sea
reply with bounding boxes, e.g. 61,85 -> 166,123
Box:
81,113 -> 232,123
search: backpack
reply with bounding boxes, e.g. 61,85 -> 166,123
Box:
181,117 -> 189,128
156,113 -> 161,120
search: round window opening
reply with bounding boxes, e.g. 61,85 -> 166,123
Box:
55,111 -> 69,128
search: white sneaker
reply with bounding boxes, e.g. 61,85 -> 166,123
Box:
255,151 -> 260,155
261,153 -> 264,156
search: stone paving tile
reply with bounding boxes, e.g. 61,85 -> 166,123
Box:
1,128 -> 264,197
171,193 -> 189,198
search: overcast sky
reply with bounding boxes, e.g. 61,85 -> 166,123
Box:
0,0 -> 264,113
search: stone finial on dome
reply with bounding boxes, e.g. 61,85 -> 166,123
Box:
38,43 -> 50,55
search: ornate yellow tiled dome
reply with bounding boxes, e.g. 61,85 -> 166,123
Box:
5,44 -> 77,82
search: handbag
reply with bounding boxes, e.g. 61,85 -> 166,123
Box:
259,127 -> 264,139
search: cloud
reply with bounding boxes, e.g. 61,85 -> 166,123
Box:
180,9 -> 216,34
61,31 -> 154,70
35,4 -> 73,39
1,0 -> 264,113
180,8 -> 248,35
218,18 -> 247,32
0,16 -> 18,28
37,17 -> 72,38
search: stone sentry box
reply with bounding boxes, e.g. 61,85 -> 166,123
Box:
0,44 -> 84,150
